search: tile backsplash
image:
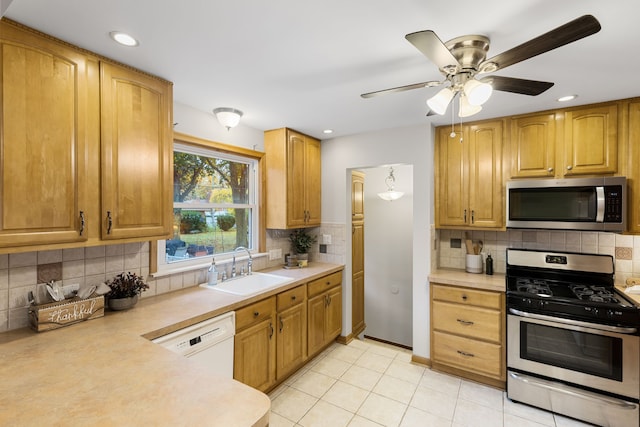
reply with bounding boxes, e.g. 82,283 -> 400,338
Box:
0,225 -> 348,333
436,229 -> 640,285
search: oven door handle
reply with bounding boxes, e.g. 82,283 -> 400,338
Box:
509,308 -> 638,334
509,371 -> 638,410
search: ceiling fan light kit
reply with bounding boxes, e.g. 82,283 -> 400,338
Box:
427,87 -> 454,115
362,15 -> 601,118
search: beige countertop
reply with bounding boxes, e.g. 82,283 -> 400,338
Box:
0,262 -> 344,427
428,268 -> 506,292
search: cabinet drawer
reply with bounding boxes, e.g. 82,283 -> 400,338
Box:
308,271 -> 342,298
236,297 -> 276,331
432,284 -> 502,309
433,331 -> 503,379
277,284 -> 306,311
432,301 -> 502,343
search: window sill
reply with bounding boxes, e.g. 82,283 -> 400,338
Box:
152,252 -> 268,278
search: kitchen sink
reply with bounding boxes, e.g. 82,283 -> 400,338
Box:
202,272 -> 294,296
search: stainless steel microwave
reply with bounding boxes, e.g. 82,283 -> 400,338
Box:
506,177 -> 627,231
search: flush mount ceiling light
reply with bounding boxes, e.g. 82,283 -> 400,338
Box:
109,31 -> 139,47
323,129 -> 334,134
377,167 -> 404,202
213,108 -> 243,131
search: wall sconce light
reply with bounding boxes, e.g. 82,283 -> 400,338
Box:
377,167 -> 404,201
213,107 -> 243,131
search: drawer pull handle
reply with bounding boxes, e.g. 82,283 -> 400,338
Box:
254,311 -> 260,317
461,295 -> 468,301
457,350 -> 474,358
457,319 -> 474,326
79,211 -> 85,236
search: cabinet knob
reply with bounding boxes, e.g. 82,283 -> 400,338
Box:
566,165 -> 573,171
291,295 -> 296,301
461,295 -> 468,301
547,167 -> 554,173
254,311 -> 259,317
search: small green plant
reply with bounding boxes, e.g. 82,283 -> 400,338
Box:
216,213 -> 236,231
289,229 -> 317,254
180,211 -> 208,234
107,272 -> 149,299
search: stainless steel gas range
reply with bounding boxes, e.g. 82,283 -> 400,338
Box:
506,249 -> 640,427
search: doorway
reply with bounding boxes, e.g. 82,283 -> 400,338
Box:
351,165 -> 413,348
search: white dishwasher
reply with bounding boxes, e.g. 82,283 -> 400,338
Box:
152,311 -> 235,378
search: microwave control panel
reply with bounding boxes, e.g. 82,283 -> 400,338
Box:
604,185 -> 623,223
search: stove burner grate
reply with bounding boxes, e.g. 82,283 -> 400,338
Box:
516,278 -> 553,297
569,284 -> 620,304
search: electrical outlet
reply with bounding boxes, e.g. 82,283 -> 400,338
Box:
269,249 -> 282,261
322,234 -> 332,245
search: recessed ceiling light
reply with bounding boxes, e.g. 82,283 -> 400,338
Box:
323,129 -> 333,134
557,95 -> 577,102
109,31 -> 139,47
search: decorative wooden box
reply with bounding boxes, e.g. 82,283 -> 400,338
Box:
28,295 -> 105,332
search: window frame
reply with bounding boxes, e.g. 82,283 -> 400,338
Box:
151,132 -> 265,276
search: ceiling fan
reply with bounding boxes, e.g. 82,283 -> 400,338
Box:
361,15 -> 601,117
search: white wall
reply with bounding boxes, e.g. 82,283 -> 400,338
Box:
321,124 -> 434,359
362,165 -> 413,347
173,102 -> 264,151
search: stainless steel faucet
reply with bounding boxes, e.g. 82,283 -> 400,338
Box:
232,246 -> 252,277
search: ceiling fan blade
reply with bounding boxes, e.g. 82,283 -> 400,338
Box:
361,81 -> 440,98
405,30 -> 461,73
479,15 -> 601,73
481,75 -> 554,96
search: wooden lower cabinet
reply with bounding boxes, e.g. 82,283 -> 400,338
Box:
233,270 -> 343,392
276,285 -> 307,380
308,272 -> 343,357
430,283 -> 506,389
233,297 -> 277,392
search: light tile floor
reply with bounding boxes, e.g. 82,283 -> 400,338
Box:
268,338 -> 594,427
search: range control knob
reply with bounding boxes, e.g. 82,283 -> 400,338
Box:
606,310 -> 615,318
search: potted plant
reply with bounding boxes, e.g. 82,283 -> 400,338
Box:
106,272 -> 149,310
289,229 -> 317,267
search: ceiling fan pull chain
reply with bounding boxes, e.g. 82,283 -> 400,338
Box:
450,96 -> 456,138
459,99 -> 464,143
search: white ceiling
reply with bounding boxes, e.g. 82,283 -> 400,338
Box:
4,0 -> 640,139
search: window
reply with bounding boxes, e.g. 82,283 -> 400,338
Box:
156,140 -> 259,272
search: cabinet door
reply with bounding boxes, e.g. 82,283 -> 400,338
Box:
305,137 -> 322,226
100,62 -> 173,240
510,113 -> 556,178
307,293 -> 326,356
0,24 -> 92,247
628,100 -> 640,233
435,126 -> 469,227
325,286 -> 342,340
468,121 -> 503,228
286,130 -> 308,227
564,104 -> 618,176
351,171 -> 365,221
277,303 -> 307,380
352,221 -> 365,336
234,316 -> 276,392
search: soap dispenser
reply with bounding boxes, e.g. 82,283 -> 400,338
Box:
207,258 -> 218,286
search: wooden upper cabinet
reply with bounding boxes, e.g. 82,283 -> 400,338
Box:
510,113 -> 557,178
100,62 -> 173,240
351,171 -> 365,221
563,104 -> 618,176
265,128 -> 321,229
0,21 -> 95,247
435,120 -> 503,229
627,100 -> 640,233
